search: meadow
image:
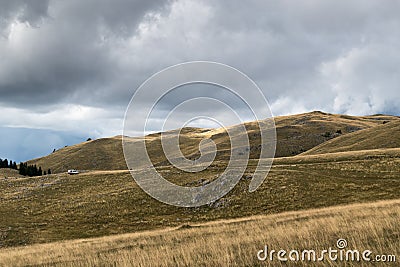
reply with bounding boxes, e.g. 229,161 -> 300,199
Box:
0,112 -> 399,266
0,199 -> 398,266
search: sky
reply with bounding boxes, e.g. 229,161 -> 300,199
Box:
0,0 -> 400,162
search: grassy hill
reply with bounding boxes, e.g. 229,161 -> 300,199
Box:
27,136 -> 126,173
273,111 -> 398,156
1,147 -> 400,247
1,111 -> 399,260
301,120 -> 400,155
0,168 -> 24,179
27,111 -> 399,173
1,199 -> 398,266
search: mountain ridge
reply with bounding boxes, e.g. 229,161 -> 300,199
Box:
27,111 -> 399,173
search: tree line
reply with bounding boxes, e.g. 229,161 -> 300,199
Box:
0,158 -> 18,169
0,158 -> 51,177
19,162 -> 51,176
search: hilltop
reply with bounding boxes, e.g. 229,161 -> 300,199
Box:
1,138 -> 399,247
1,111 -> 398,248
301,119 -> 400,155
27,111 -> 399,173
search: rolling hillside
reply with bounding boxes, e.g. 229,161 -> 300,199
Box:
1,147 -> 399,247
301,120 -> 400,155
27,136 -> 127,173
0,169 -> 24,179
1,199 -> 398,266
1,110 -> 400,252
27,111 -> 399,173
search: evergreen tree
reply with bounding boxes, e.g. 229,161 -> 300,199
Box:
17,162 -> 46,177
27,165 -> 32,176
0,159 -> 19,169
19,162 -> 24,175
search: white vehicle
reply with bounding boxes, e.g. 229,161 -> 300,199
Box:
67,169 -> 79,175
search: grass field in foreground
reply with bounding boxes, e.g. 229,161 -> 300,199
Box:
0,148 -> 399,248
0,199 -> 398,266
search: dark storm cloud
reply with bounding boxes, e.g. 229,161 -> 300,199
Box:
1,0 -> 400,161
0,0 -> 170,108
0,0 -> 49,31
204,0 -> 400,114
1,0 -> 400,132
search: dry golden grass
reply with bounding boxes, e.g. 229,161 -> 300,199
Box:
272,111 -> 398,157
27,136 -> 127,173
27,111 -> 399,173
1,147 -> 399,248
275,147 -> 400,165
0,199 -> 398,266
0,169 -> 23,179
1,111 -> 397,266
302,120 -> 400,155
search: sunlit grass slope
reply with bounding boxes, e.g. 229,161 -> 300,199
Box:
27,111 -> 399,173
302,120 -> 400,155
0,199 -> 398,266
1,148 -> 399,247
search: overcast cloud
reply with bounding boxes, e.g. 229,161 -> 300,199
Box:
0,0 -> 399,161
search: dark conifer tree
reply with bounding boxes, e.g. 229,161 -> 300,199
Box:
0,159 -> 6,168
19,162 -> 24,175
